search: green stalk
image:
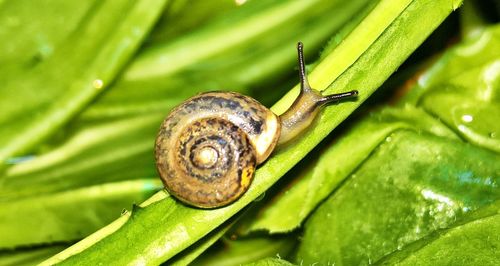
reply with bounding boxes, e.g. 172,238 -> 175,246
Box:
169,221 -> 235,266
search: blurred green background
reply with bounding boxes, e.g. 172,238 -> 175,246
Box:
0,0 -> 498,265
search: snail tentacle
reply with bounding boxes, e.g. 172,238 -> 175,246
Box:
297,42 -> 312,93
318,90 -> 359,105
277,42 -> 358,144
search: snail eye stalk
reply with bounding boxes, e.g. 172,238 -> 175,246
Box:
277,42 -> 359,145
296,41 -> 358,105
297,42 -> 312,93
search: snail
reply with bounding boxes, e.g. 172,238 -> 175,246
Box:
155,42 -> 358,208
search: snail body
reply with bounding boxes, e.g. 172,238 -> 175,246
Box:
155,42 -> 358,208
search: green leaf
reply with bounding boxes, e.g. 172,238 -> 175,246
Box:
0,0 -> 97,73
377,202 -> 500,265
0,0 -> 168,168
192,235 -> 296,266
243,257 -> 296,266
296,130 -> 499,265
401,24 -> 500,104
124,0 -> 361,81
1,115 -> 164,200
0,179 -> 161,248
146,0 -> 239,45
419,61 -> 500,153
0,245 -> 66,266
42,0 -> 461,265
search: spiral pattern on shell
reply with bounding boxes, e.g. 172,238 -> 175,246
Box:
155,91 -> 280,208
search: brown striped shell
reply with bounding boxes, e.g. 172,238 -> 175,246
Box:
155,91 -> 280,208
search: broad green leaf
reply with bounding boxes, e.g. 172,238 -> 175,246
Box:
0,179 -> 161,248
42,0 -> 461,265
0,0 -> 168,168
296,130 -> 499,265
377,202 -> 500,265
402,24 -> 500,104
0,245 -> 66,266
412,26 -> 500,153
192,236 -> 295,266
419,61 -> 500,153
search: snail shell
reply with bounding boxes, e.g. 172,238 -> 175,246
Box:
155,92 -> 280,208
155,42 -> 358,208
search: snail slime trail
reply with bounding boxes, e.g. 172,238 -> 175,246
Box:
155,42 -> 358,208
